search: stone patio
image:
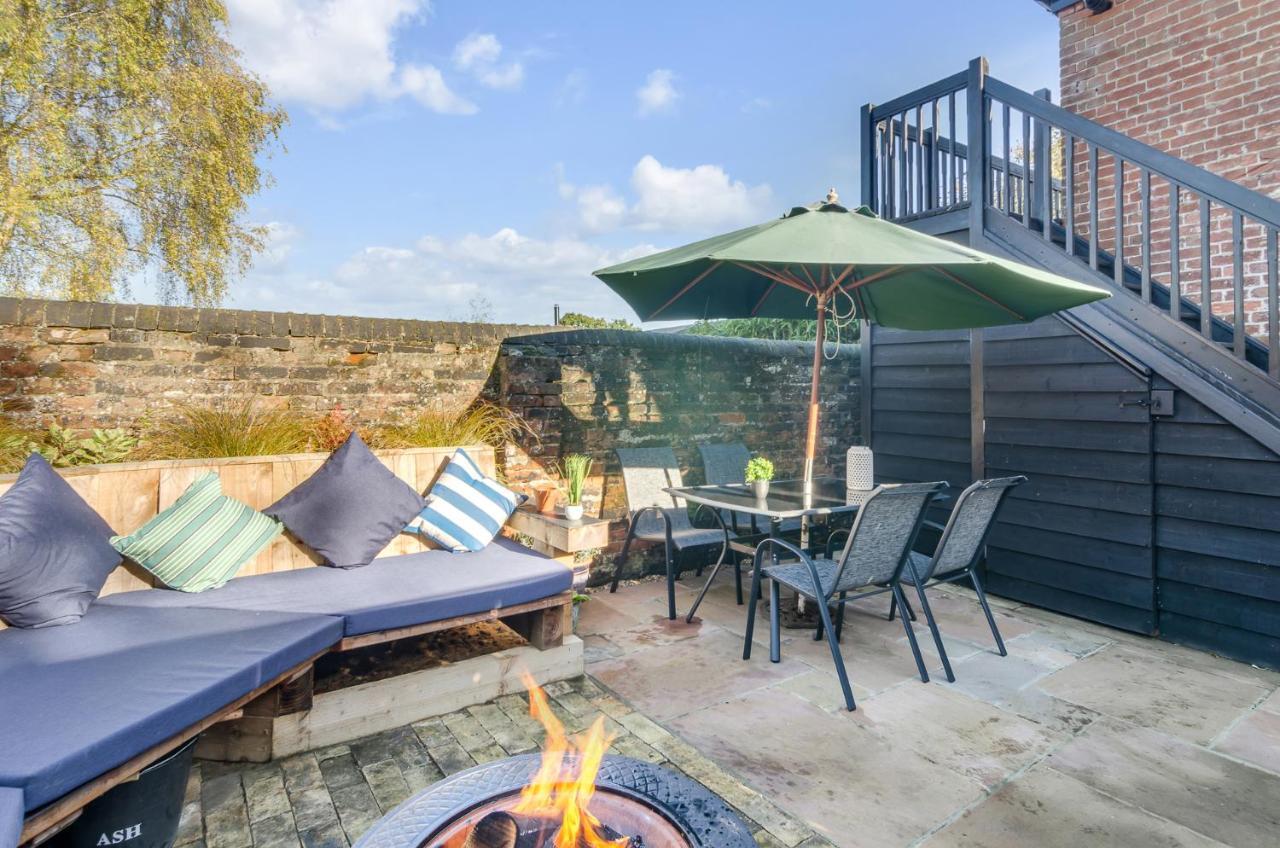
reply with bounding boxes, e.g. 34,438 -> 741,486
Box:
183,573 -> 1280,848
585,574 -> 1280,847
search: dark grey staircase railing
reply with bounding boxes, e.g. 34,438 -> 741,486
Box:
860,57 -> 1280,382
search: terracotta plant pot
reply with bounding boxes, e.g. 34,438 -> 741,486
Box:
533,484 -> 559,515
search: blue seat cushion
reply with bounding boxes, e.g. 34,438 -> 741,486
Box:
101,537 -> 572,636
0,787 -> 22,848
0,605 -> 341,812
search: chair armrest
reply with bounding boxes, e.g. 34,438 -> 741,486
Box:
754,538 -> 833,602
825,528 -> 850,558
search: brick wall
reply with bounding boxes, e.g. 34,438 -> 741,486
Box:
0,297 -> 556,430
499,330 -> 862,581
1056,0 -> 1280,337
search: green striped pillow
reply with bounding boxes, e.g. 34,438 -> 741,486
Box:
111,473 -> 283,593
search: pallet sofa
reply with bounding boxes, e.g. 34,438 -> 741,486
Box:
0,446 -> 607,848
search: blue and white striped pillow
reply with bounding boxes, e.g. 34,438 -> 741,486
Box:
407,449 -> 522,552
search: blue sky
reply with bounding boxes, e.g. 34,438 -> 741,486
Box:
138,0 -> 1061,324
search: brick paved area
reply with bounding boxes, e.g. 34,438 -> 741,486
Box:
180,676 -> 829,848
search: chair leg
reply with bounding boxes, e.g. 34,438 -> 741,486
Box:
685,539 -> 729,624
968,567 -> 1007,657
664,538 -> 676,621
610,518 -> 639,594
743,564 -> 763,660
901,592 -> 918,621
892,583 -> 930,684
733,557 -> 744,606
815,595 -> 856,711
768,578 -> 782,663
835,591 -> 847,642
888,593 -> 897,621
912,582 -> 955,683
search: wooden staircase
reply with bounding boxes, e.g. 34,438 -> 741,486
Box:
860,57 -> 1280,454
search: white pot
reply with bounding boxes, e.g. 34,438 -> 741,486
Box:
751,480 -> 770,500
564,503 -> 584,521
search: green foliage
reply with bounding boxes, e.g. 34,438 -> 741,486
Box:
557,453 -> 592,506
745,455 -> 774,483
559,312 -> 636,330
0,0 -> 286,303
138,399 -> 311,459
1,423 -> 139,469
687,318 -> 856,342
373,402 -> 533,450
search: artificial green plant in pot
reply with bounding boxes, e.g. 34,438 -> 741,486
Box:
745,455 -> 774,500
558,453 -> 592,521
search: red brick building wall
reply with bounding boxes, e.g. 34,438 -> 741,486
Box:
1054,0 -> 1280,337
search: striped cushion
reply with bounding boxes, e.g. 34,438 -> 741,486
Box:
407,449 -> 521,553
111,473 -> 283,592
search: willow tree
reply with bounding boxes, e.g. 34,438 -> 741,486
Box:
0,0 -> 285,303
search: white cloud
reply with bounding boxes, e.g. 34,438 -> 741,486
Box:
558,156 -> 773,234
452,33 -> 524,91
254,222 -> 302,271
636,69 -> 679,116
555,69 -> 588,106
227,229 -> 657,323
224,0 -> 474,115
397,64 -> 478,114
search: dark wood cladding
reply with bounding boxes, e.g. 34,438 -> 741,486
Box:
982,318 -> 1155,635
867,309 -> 1280,667
870,327 -> 972,492
1151,383 -> 1280,668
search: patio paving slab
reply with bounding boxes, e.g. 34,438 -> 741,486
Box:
589,626 -> 811,720
1037,642 -> 1274,744
669,687 -> 986,847
926,764 -> 1229,848
1213,707 -> 1280,778
1047,717 -> 1280,848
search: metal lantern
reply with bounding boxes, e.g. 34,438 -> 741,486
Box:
846,446 -> 875,505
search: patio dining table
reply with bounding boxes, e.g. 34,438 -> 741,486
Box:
668,476 -> 866,622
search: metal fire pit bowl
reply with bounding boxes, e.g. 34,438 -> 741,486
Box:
353,755 -> 756,848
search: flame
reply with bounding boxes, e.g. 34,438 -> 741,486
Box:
512,674 -> 629,848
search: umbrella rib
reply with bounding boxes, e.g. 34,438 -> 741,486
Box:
799,266 -> 819,290
648,261 -> 724,320
932,265 -> 1027,320
844,265 -> 906,291
731,261 -> 814,295
823,264 -> 856,298
750,282 -> 778,316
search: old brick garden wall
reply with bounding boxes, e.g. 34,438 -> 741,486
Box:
498,329 -> 861,577
0,298 -> 863,581
0,297 -> 554,430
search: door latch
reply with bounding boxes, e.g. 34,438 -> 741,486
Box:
1121,390 -> 1174,416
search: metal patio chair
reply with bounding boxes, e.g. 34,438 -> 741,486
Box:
743,481 -> 947,711
889,476 -> 1027,661
610,447 -> 730,620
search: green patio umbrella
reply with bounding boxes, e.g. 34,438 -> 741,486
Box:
593,192 -> 1110,486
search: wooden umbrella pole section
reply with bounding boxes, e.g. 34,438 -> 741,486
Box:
803,294 -> 826,493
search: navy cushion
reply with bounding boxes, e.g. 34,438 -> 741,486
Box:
101,537 -> 572,636
0,787 -> 21,848
265,433 -> 424,569
0,605 -> 342,811
0,454 -> 120,628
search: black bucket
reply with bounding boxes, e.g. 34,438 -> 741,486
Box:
49,738 -> 196,848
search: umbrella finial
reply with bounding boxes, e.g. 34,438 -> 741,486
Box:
826,187 -> 839,204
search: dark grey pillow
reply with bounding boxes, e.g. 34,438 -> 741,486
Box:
265,432 -> 425,568
0,453 -> 121,628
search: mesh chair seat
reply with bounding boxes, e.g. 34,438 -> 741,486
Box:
900,550 -> 964,584
766,554 -> 894,599
634,515 -> 730,550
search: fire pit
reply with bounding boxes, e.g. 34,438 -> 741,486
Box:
355,754 -> 755,848
354,680 -> 755,848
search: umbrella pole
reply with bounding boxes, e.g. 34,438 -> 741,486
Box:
803,296 -> 826,494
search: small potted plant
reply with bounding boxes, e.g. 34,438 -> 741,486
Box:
745,455 -> 774,500
558,453 -> 592,521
